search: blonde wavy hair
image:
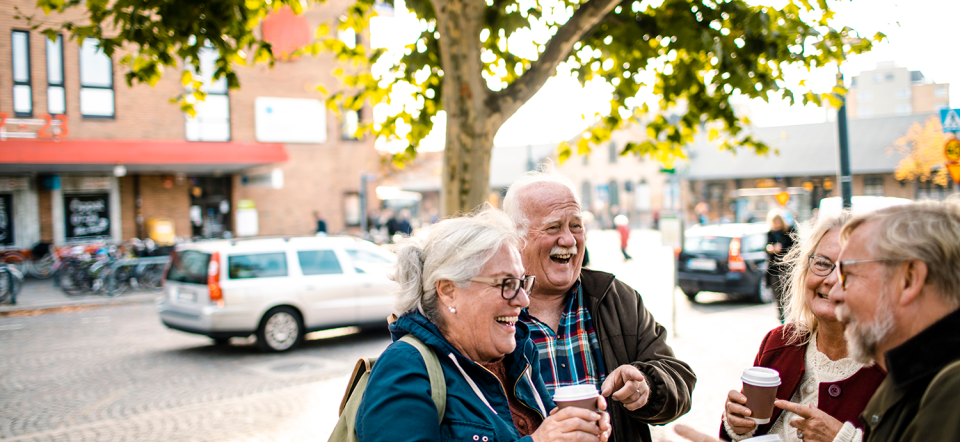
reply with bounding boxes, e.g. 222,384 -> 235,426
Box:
781,210 -> 853,345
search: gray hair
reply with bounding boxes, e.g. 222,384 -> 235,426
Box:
782,210 -> 853,345
502,168 -> 581,237
840,198 -> 960,309
391,207 -> 521,325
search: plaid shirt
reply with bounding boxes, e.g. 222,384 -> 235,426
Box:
519,280 -> 607,394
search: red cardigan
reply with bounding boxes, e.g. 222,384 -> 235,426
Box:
719,324 -> 886,440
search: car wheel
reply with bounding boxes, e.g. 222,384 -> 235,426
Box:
681,288 -> 698,302
257,307 -> 303,352
751,276 -> 774,304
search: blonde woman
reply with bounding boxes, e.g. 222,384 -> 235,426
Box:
720,211 -> 885,442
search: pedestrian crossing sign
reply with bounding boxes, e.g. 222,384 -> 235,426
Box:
942,109 -> 960,133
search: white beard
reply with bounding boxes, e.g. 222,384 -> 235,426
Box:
839,288 -> 896,365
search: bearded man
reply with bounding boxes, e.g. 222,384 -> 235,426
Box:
503,171 -> 695,442
828,200 -> 960,441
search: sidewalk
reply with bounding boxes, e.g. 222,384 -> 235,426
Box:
0,278 -> 161,315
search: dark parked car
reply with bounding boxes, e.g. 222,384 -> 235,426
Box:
678,223 -> 773,304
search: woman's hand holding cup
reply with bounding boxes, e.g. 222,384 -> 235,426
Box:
533,387 -> 611,442
724,389 -> 757,435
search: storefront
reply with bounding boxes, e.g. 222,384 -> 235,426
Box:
0,177 -> 40,249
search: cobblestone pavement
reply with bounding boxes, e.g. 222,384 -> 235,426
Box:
0,230 -> 781,441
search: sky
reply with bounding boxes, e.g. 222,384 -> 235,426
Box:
369,0 -> 960,151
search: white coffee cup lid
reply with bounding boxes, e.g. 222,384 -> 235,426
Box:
743,434 -> 784,441
553,384 -> 599,402
741,367 -> 781,387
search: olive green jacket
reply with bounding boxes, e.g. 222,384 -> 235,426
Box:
580,269 -> 696,442
861,307 -> 960,442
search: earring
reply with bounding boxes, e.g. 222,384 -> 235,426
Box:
448,306 -> 456,313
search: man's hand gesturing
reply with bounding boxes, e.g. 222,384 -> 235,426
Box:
600,365 -> 650,411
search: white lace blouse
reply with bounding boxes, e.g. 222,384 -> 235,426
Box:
724,331 -> 864,442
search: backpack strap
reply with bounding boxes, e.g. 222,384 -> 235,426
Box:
399,334 -> 447,422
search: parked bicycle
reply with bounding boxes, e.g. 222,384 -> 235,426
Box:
0,263 -> 24,304
57,243 -> 170,297
0,243 -> 59,280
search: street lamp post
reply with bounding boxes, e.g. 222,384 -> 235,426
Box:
836,71 -> 853,209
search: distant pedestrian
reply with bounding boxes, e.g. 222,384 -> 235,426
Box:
614,214 -> 632,261
766,209 -> 796,323
314,211 -> 328,236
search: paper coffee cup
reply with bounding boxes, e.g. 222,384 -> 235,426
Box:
553,385 -> 599,410
741,367 -> 781,424
743,435 -> 784,441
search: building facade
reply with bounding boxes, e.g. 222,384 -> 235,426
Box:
846,62 -> 950,119
0,0 -> 382,249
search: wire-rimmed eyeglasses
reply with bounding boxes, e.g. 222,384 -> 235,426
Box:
468,275 -> 536,300
807,254 -> 837,277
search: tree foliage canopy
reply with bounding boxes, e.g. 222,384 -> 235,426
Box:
28,0 -> 882,213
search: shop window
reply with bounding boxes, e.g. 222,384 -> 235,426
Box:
46,34 -> 66,115
11,30 -> 32,117
79,38 -> 115,118
342,109 -> 359,140
185,47 -> 230,141
0,194 -> 14,246
64,193 -> 111,242
863,176 -> 884,196
916,181 -> 948,201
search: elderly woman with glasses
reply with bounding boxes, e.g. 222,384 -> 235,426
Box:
720,212 -> 886,442
357,208 -> 611,442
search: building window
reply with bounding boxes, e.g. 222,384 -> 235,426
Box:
581,181 -> 592,212
341,109 -> 359,140
79,38 -> 115,118
11,30 -> 32,117
858,90 -> 872,101
895,104 -> 912,115
338,27 -> 357,49
935,87 -> 947,97
46,34 -> 66,115
608,142 -> 618,163
582,153 -> 589,166
185,47 -> 230,141
916,181 -> 948,201
858,107 -> 873,118
871,73 -> 882,83
884,73 -> 894,82
895,88 -> 910,99
608,179 -> 620,207
863,176 -> 884,196
935,103 -> 949,112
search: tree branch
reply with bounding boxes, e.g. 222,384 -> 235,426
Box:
487,0 -> 622,123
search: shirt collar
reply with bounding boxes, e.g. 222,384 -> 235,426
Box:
884,306 -> 960,387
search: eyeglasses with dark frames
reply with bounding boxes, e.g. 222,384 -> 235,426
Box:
468,275 -> 536,300
837,259 -> 898,290
808,254 -> 836,277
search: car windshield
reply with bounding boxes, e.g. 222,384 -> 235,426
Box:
684,236 -> 732,254
167,250 -> 211,285
346,248 -> 395,274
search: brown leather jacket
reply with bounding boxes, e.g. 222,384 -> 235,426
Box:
580,269 -> 696,442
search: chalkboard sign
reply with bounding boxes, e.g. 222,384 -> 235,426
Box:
64,193 -> 111,241
0,194 -> 13,246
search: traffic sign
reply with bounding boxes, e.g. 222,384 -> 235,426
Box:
775,191 -> 790,207
946,137 -> 960,162
947,163 -> 960,184
942,109 -> 960,133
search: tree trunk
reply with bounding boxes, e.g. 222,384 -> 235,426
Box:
435,0 -> 501,217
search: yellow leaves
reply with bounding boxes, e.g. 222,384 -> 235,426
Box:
708,128 -> 720,141
557,141 -> 572,165
891,116 -> 951,186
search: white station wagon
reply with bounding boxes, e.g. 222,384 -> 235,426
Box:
158,236 -> 397,352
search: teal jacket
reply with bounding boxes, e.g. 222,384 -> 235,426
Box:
356,312 -> 556,442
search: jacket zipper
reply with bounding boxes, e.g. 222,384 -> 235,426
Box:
477,361 -> 547,421
513,362 -> 546,420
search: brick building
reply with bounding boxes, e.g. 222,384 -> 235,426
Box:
0,0 -> 382,249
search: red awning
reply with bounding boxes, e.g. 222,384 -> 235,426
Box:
0,138 -> 288,165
